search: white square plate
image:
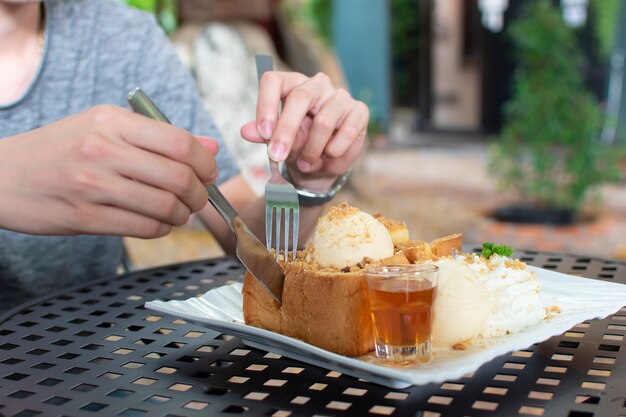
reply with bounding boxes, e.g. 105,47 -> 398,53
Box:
146,266 -> 626,388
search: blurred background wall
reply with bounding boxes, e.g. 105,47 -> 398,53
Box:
118,0 -> 626,143
116,0 -> 626,266
332,0 -> 391,133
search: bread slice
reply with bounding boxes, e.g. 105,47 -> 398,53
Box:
397,234 -> 463,262
431,233 -> 463,257
242,261 -> 374,356
373,214 -> 410,245
397,240 -> 432,263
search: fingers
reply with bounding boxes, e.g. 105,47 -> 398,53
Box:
195,135 -> 220,156
282,87 -> 368,176
70,203 -> 173,238
122,115 -> 216,183
114,149 -> 210,213
256,71 -> 309,140
324,100 -> 370,159
256,72 -> 284,141
256,72 -> 368,175
258,72 -> 333,161
325,132 -> 366,176
69,170 -> 195,227
2,105 -> 215,238
75,131 -> 211,213
88,106 -> 217,184
297,88 -> 353,172
78,105 -> 215,215
240,121 -> 265,144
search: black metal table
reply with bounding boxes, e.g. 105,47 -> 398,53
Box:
1,249 -> 625,417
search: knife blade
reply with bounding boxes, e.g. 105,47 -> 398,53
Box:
127,87 -> 285,303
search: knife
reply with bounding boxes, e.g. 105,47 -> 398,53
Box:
127,87 -> 285,304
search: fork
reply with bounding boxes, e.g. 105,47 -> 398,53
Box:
255,54 -> 299,261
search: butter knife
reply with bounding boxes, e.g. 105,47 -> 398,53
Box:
127,87 -> 285,304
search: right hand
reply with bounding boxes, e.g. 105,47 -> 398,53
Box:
0,105 -> 218,238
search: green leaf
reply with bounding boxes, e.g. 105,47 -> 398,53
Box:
482,242 -> 514,258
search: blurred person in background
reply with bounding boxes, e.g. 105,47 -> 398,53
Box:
0,0 -> 369,311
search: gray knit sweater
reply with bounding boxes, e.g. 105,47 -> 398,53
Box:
0,0 -> 240,312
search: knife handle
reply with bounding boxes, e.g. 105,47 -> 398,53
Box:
126,87 -> 238,232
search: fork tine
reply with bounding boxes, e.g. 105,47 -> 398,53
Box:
265,205 -> 273,250
275,207 -> 282,261
292,207 -> 299,261
284,208 -> 290,260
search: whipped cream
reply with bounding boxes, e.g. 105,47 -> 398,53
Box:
459,253 -> 545,337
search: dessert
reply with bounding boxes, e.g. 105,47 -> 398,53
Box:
242,203 -> 460,356
243,203 -> 554,356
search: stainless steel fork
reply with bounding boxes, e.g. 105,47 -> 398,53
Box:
255,54 -> 299,261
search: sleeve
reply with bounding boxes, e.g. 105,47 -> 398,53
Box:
129,14 -> 241,186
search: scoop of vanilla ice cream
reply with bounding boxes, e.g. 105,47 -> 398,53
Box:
431,259 -> 492,348
310,204 -> 394,269
461,254 -> 545,337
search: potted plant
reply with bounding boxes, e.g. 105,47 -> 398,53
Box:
489,0 -> 621,225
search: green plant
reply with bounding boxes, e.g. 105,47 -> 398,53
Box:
308,0 -> 333,45
589,0 -> 621,58
117,0 -> 178,34
280,0 -> 333,46
391,0 -> 420,106
489,0 -> 621,213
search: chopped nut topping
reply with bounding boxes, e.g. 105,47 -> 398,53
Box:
504,259 -> 527,270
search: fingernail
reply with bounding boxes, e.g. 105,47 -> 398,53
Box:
269,142 -> 287,161
298,158 -> 312,172
208,169 -> 219,183
259,120 -> 273,140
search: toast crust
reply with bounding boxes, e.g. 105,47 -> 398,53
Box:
242,262 -> 373,356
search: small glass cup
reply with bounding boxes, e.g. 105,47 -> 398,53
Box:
365,264 -> 439,365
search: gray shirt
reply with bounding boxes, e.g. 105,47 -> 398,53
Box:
0,0 -> 240,311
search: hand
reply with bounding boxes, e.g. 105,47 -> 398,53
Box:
240,71 -> 369,191
0,105 -> 219,238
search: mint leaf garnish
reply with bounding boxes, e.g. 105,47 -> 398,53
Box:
482,242 -> 514,258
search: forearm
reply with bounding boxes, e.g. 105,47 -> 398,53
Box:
0,138 -> 19,232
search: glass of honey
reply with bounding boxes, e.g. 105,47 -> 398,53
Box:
365,264 -> 439,365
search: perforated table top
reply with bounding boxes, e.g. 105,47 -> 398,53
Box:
1,249 -> 625,417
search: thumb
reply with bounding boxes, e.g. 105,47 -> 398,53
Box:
195,135 -> 219,156
240,121 -> 267,144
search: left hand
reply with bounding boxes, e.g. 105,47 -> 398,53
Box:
240,71 -> 369,191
